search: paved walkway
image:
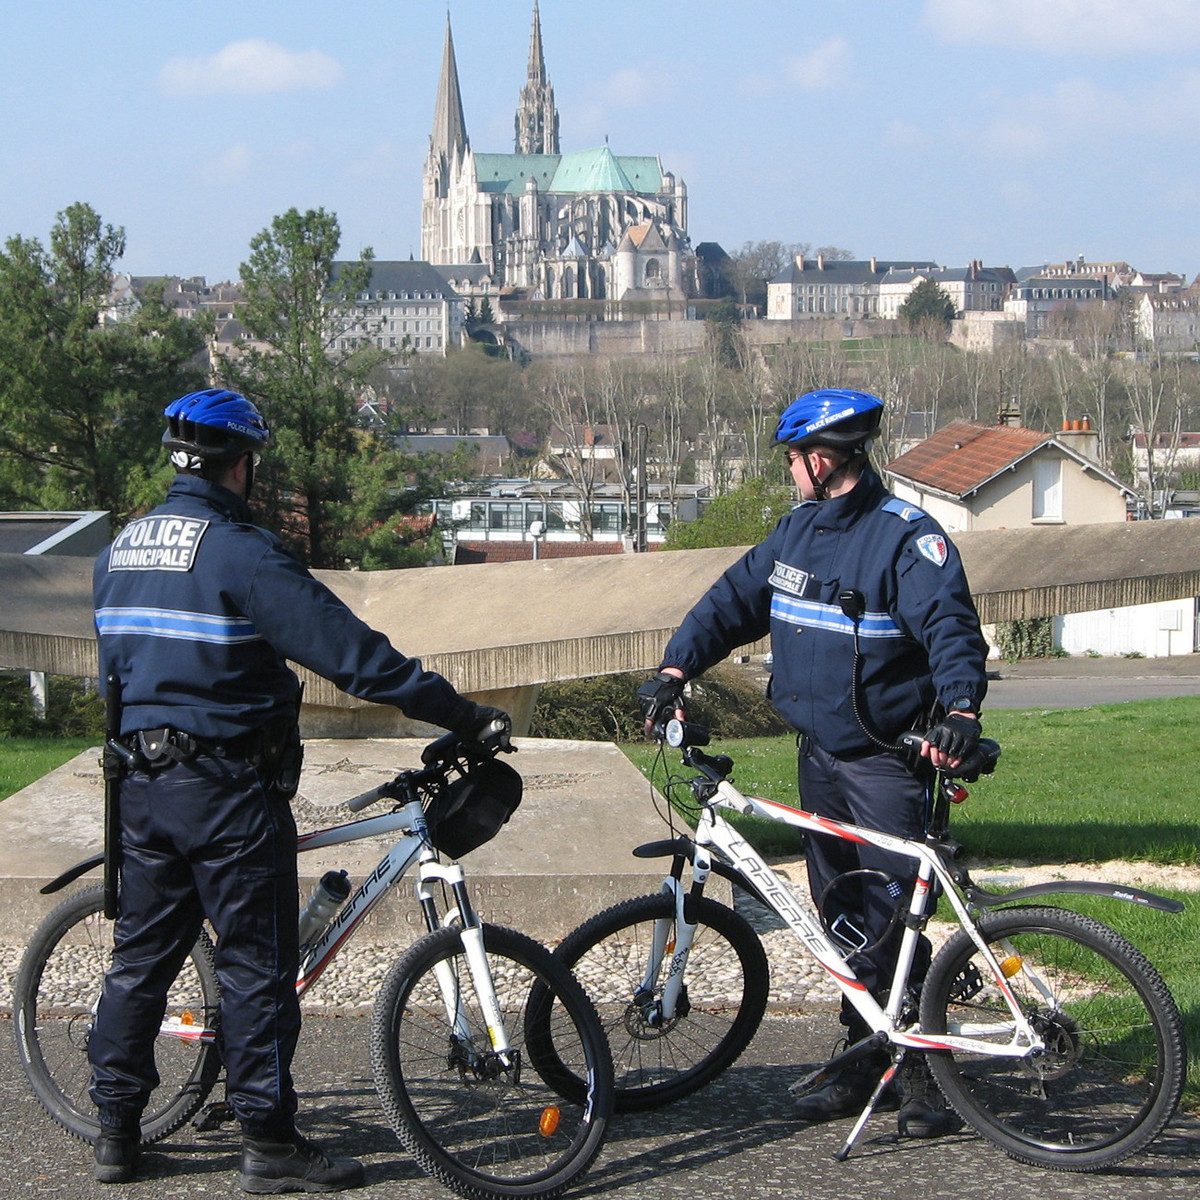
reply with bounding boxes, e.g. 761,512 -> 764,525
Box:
2,1009 -> 1197,1199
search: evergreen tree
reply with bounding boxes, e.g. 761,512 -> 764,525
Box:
0,203 -> 207,521
898,278 -> 957,331
223,207 -> 396,568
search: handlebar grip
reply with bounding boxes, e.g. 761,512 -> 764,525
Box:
346,784 -> 391,813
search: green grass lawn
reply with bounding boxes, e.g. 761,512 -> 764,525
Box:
0,737 -> 97,803
620,696 -> 1200,1107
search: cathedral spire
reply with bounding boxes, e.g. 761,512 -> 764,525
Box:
431,12 -> 469,163
515,0 -> 559,155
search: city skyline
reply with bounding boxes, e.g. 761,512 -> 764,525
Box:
6,1 -> 1200,284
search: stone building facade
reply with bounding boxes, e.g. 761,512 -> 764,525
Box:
421,3 -> 696,305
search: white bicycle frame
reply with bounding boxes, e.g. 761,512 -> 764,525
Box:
162,792 -> 514,1062
646,777 -> 1044,1062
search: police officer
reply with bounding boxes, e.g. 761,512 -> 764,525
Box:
89,389 -> 510,1188
638,388 -> 988,1139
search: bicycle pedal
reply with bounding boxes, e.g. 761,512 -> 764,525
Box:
788,1068 -> 828,1097
194,1100 -> 236,1131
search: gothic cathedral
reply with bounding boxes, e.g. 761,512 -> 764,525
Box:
421,3 -> 697,305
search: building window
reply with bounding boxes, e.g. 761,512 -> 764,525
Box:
1032,456 -> 1063,522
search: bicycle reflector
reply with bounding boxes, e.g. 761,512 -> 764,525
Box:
426,756 -> 523,859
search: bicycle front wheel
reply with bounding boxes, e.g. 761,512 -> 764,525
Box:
548,893 -> 769,1112
370,923 -> 613,1200
11,882 -> 222,1145
921,905 -> 1185,1171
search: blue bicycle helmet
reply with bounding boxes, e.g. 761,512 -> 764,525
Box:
775,389 -> 883,454
162,389 -> 270,468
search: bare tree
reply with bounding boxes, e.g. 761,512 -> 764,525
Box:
1121,355 -> 1186,515
1069,303 -> 1124,469
535,360 -> 603,539
648,358 -> 694,510
729,344 -> 774,480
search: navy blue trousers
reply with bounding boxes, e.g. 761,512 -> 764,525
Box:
88,754 -> 301,1138
797,741 -> 933,1041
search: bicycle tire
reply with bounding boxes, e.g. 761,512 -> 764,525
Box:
921,904 -> 1185,1171
11,882 -> 222,1145
545,892 -> 769,1113
370,923 -> 613,1200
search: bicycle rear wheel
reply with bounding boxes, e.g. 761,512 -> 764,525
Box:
545,893 -> 769,1112
370,923 -> 613,1200
921,905 -> 1185,1171
12,882 -> 222,1144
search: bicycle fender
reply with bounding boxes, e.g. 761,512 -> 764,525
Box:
631,838 -> 772,910
41,853 -> 105,895
969,879 -> 1184,914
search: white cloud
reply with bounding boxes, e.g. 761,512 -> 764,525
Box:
159,40 -> 343,97
968,72 -> 1200,158
598,67 -> 659,108
784,37 -> 849,91
882,120 -> 929,151
924,0 -> 1200,55
212,143 -> 253,181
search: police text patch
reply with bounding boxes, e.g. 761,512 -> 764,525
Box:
769,560 -> 811,596
108,516 -> 209,572
916,533 -> 948,567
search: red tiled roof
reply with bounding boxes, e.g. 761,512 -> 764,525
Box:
886,420 -> 1050,497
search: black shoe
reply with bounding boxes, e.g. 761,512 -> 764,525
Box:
93,1131 -> 140,1184
897,1057 -> 963,1139
793,1072 -> 876,1122
239,1133 -> 365,1194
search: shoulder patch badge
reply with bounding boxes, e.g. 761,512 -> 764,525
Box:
916,533 -> 948,567
882,497 -> 926,522
108,516 -> 210,572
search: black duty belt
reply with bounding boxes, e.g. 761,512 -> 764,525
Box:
128,723 -> 288,768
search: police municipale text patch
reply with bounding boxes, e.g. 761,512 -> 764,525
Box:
916,533 -> 948,567
108,516 -> 209,571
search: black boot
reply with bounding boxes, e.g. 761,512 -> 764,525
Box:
792,1043 -> 897,1123
239,1132 -> 364,1194
93,1131 -> 140,1184
897,1056 -> 963,1138
236,1132 -> 362,1190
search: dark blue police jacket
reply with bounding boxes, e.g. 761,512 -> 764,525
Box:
661,467 -> 988,756
94,475 -> 469,740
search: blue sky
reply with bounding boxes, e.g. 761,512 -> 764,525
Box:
5,0 -> 1200,283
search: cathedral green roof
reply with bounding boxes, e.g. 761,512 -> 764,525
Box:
473,147 -> 664,196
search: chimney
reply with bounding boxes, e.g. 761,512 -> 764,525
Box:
1057,414 -> 1100,463
817,254 -> 825,271
870,256 -> 877,273
997,402 -> 1022,428
795,253 -> 805,271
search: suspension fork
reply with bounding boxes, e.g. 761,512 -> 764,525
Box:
640,831 -> 714,1024
417,855 -> 515,1063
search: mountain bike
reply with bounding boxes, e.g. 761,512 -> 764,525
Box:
12,730 -> 614,1200
537,717 -> 1186,1172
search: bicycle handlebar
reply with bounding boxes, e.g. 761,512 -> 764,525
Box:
344,725 -> 516,813
658,717 -> 1000,782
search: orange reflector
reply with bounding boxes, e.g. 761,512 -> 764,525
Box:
1000,956 -> 1023,978
539,1106 -> 561,1137
180,1011 -> 195,1025
665,940 -> 676,954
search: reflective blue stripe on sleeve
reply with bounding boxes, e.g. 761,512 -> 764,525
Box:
95,607 -> 262,644
770,594 -> 904,637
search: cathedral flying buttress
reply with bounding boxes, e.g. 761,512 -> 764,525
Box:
421,3 -> 697,306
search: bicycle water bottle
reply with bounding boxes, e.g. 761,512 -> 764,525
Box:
297,869 -> 351,948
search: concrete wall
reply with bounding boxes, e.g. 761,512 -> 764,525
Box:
1057,599 -> 1197,657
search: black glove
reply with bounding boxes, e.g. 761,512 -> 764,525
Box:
637,671 -> 685,725
924,712 -> 981,760
448,702 -> 512,749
